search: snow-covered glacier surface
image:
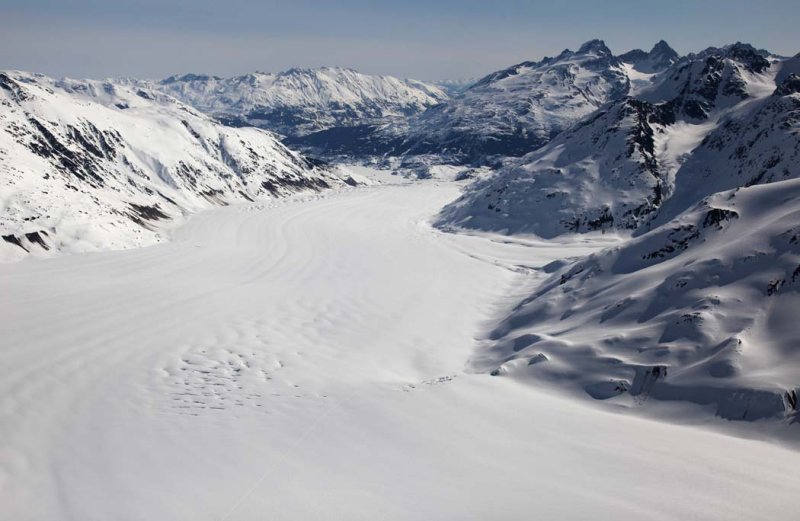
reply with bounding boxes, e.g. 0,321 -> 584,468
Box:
1,171 -> 797,520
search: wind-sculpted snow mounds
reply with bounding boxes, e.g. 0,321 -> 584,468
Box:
0,71 -> 358,260
479,178 -> 800,421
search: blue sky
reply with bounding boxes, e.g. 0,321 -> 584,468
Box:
1,0 -> 798,80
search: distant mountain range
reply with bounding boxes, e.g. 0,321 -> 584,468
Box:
143,67 -> 448,137
283,40 -> 683,163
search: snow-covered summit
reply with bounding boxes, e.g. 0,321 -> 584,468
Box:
619,40 -> 680,73
640,42 -> 776,120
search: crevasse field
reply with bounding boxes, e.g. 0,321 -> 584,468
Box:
1,168 -> 797,521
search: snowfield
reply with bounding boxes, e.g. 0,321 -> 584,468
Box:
1,170 -> 798,520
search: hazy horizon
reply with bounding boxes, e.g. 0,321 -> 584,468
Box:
1,0 -> 798,82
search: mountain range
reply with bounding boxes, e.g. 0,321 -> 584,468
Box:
285,40 -> 682,163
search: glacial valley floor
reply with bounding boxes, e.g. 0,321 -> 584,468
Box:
1,170 -> 798,520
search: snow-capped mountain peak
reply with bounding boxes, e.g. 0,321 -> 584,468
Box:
298,39 -> 684,164
620,40 -> 680,73
575,38 -> 613,57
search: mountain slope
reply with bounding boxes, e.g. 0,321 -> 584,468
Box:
150,67 -> 448,137
388,39 -> 634,162
438,43 -> 788,238
479,177 -> 800,421
436,98 -> 673,237
649,72 -> 800,227
640,43 -> 775,121
442,46 -> 800,421
0,71 -> 357,260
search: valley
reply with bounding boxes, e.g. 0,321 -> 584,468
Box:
2,24 -> 800,520
1,170 -> 797,520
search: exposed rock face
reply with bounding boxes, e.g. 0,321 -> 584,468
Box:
620,40 -> 680,73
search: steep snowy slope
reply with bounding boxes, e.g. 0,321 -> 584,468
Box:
439,43 -> 789,237
436,98 -> 673,237
0,71 -> 357,260
444,47 -> 800,422
650,72 -> 800,227
479,178 -> 800,422
150,67 -> 448,137
640,43 -> 775,120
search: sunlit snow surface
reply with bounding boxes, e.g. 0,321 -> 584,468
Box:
0,169 -> 797,520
